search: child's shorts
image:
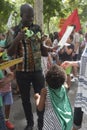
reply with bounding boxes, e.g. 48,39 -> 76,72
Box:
65,66 -> 72,75
0,91 -> 13,105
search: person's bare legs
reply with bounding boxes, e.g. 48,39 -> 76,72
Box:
5,105 -> 14,129
5,105 -> 10,120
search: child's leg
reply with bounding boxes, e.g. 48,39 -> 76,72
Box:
0,106 -> 7,130
5,104 -> 11,120
3,92 -> 14,129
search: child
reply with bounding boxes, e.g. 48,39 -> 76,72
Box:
0,46 -> 14,130
34,64 -> 73,130
0,69 -> 14,130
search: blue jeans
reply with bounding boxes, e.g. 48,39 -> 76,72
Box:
0,107 -> 7,130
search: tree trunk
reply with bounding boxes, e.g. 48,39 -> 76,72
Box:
47,18 -> 50,34
34,0 -> 43,31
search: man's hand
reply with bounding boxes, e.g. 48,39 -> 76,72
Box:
14,31 -> 25,43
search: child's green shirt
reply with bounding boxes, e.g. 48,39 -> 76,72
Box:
0,96 -> 3,106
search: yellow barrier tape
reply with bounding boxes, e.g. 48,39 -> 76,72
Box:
0,57 -> 23,70
0,52 -> 3,57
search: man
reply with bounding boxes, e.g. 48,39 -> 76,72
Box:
7,3 -> 55,130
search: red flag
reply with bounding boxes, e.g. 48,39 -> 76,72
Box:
59,9 -> 81,38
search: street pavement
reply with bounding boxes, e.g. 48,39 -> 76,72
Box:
9,80 -> 87,130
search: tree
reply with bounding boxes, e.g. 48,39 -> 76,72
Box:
43,0 -> 65,33
0,0 -> 14,32
1,0 -> 87,33
34,0 -> 43,30
0,0 -> 34,32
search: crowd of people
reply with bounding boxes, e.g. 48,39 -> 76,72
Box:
0,2 -> 87,130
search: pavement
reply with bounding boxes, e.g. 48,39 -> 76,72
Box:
9,80 -> 87,130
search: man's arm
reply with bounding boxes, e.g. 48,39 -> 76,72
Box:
61,60 -> 81,69
7,31 -> 25,56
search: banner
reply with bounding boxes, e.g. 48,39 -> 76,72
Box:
59,9 -> 81,38
59,18 -> 66,29
0,57 -> 23,70
58,26 -> 74,47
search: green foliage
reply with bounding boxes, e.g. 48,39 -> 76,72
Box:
0,0 -> 87,33
0,0 -> 34,32
43,0 -> 65,22
0,0 -> 14,32
43,0 -> 65,33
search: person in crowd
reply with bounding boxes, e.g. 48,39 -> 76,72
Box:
34,64 -> 73,130
58,34 -> 74,88
78,30 -> 84,60
71,25 -> 80,81
0,33 -> 6,48
41,37 -> 53,77
51,32 -> 59,64
53,32 -> 59,47
61,41 -> 87,130
71,25 -> 80,61
6,3 -> 57,130
80,32 -> 87,55
0,44 -> 14,130
0,69 -> 14,130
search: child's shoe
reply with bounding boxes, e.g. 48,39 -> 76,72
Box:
6,120 -> 14,130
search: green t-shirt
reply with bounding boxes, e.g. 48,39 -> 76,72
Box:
0,70 -> 4,79
0,96 -> 3,106
0,40 -> 6,48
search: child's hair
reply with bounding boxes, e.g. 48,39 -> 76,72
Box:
46,64 -> 66,89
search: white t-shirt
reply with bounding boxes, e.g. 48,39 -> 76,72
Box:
72,32 -> 80,54
53,39 -> 58,47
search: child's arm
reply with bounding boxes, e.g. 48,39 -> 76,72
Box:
5,71 -> 14,83
34,88 -> 47,111
0,69 -> 14,88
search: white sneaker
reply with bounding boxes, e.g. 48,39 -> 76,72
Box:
71,77 -> 76,82
71,77 -> 78,82
74,77 -> 78,81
